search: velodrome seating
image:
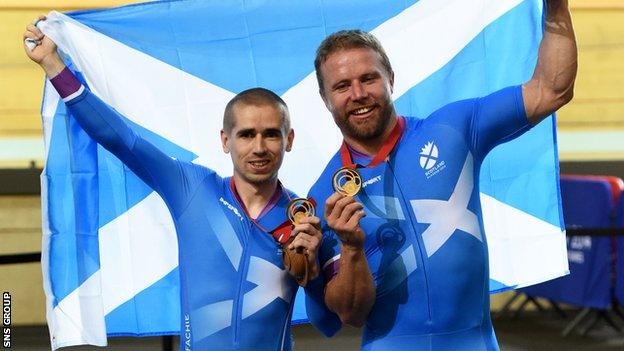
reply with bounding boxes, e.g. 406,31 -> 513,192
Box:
509,174 -> 624,336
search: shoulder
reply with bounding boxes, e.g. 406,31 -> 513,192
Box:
418,86 -> 524,125
179,159 -> 224,187
425,98 -> 477,124
401,99 -> 479,139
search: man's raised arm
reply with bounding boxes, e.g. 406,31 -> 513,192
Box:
23,17 -> 203,214
522,0 -> 578,125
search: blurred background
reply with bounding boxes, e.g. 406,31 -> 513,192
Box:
1,0 -> 623,350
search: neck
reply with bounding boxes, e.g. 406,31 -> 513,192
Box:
345,115 -> 399,156
231,174 -> 279,219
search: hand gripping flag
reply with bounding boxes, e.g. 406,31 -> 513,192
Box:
38,0 -> 568,349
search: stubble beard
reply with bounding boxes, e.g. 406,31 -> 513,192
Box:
335,99 -> 395,143
241,160 -> 282,186
236,170 -> 279,191
235,156 -> 281,187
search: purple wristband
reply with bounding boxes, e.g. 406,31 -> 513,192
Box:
323,258 -> 340,281
49,67 -> 83,100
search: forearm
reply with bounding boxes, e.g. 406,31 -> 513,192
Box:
524,0 -> 577,123
50,68 -> 139,155
50,68 -> 178,195
304,275 -> 342,337
40,52 -> 66,78
324,245 -> 375,327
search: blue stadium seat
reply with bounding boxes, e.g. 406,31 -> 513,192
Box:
514,175 -> 624,336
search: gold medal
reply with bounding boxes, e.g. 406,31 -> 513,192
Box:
332,167 -> 362,197
287,198 -> 315,225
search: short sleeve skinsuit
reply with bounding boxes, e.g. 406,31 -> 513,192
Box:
308,86 -> 530,351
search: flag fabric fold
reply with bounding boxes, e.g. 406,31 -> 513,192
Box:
38,0 -> 568,349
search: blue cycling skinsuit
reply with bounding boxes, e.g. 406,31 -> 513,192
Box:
50,68 -> 303,351
307,86 -> 530,351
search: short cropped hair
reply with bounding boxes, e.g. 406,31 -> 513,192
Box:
223,88 -> 290,133
314,29 -> 393,92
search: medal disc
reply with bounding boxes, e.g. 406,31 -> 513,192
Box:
287,198 -> 315,225
332,167 -> 362,196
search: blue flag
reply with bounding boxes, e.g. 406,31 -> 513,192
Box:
38,0 -> 567,349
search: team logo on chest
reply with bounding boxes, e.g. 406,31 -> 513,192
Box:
419,141 -> 446,179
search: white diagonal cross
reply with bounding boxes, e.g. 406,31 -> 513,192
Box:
410,154 -> 482,257
242,256 -> 294,319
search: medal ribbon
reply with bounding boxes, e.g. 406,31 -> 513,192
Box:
272,198 -> 317,245
228,178 -> 282,233
228,178 -> 316,245
339,116 -> 405,169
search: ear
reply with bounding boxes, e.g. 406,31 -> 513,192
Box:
285,128 -> 294,152
319,88 -> 330,110
389,71 -> 395,94
220,130 -> 230,153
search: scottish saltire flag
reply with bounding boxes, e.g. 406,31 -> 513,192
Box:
37,0 -> 568,349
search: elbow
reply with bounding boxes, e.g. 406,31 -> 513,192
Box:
555,83 -> 574,109
336,301 -> 374,328
335,288 -> 376,328
319,324 -> 341,338
561,85 -> 574,106
547,77 -> 575,111
547,89 -> 573,117
338,312 -> 367,328
308,316 -> 342,337
541,83 -> 575,117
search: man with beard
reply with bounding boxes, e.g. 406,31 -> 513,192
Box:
305,0 -> 577,350
24,17 -> 323,351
